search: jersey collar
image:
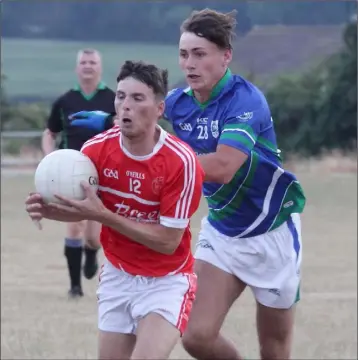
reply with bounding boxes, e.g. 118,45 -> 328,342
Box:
73,81 -> 107,100
119,125 -> 167,161
184,68 -> 232,109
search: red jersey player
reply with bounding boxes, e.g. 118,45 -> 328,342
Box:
25,61 -> 204,359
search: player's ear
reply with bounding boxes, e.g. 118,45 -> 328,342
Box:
157,100 -> 165,119
223,48 -> 232,67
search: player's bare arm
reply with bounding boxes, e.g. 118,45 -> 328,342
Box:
198,144 -> 248,183
43,181 -> 185,255
42,98 -> 63,155
99,210 -> 185,255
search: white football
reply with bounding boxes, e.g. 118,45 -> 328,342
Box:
34,149 -> 99,204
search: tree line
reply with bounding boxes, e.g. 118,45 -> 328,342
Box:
2,1 -> 356,44
265,19 -> 357,156
1,18 -> 356,158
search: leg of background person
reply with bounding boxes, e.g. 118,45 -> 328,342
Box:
98,331 -> 136,360
83,220 -> 101,279
182,260 -> 246,360
64,221 -> 85,297
130,313 -> 180,360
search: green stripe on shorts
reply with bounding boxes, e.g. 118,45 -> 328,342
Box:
295,284 -> 301,303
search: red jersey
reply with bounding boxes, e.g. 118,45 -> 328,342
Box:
81,126 -> 204,277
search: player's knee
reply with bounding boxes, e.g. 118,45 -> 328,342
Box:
84,221 -> 101,249
260,337 -> 291,360
85,237 -> 101,250
182,325 -> 216,354
258,310 -> 294,360
66,222 -> 84,239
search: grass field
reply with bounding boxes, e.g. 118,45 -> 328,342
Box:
1,172 -> 357,359
1,38 -> 182,98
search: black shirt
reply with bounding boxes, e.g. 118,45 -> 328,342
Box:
47,82 -> 115,150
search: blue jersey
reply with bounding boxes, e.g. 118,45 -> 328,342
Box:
164,69 -> 306,238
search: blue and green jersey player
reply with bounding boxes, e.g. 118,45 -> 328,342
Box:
70,68 -> 306,240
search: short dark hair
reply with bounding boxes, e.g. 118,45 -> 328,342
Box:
117,60 -> 168,99
180,8 -> 237,50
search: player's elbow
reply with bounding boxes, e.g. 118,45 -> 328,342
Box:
150,240 -> 178,255
160,237 -> 182,255
209,164 -> 236,184
157,227 -> 184,255
207,146 -> 247,184
217,170 -> 236,184
214,156 -> 246,184
43,128 -> 57,139
161,244 -> 177,255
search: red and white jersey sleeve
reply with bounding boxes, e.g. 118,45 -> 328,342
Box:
80,127 -> 121,170
160,135 -> 203,229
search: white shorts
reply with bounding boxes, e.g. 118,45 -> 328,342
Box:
195,214 -> 302,309
97,260 -> 197,335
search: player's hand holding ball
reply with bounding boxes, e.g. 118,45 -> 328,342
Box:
25,149 -> 104,229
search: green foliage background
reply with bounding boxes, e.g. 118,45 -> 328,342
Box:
265,20 -> 357,156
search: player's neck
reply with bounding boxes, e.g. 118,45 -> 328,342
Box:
122,126 -> 160,157
193,90 -> 211,104
79,79 -> 100,94
193,69 -> 228,104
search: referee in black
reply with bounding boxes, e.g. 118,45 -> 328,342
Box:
42,48 -> 115,298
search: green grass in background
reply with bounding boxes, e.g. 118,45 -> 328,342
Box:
2,38 -> 182,98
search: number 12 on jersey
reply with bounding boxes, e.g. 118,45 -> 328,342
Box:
129,178 -> 141,194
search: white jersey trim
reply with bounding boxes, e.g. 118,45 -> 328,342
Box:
160,216 -> 189,229
81,127 -> 121,152
163,136 -> 197,220
238,167 -> 284,237
119,126 -> 167,161
99,186 -> 160,206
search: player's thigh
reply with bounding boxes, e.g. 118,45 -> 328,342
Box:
66,220 -> 85,238
184,259 -> 246,341
248,214 -> 301,355
98,331 -> 136,360
130,272 -> 196,358
84,220 -> 101,248
131,313 -> 180,360
97,261 -> 135,335
251,213 -> 302,310
132,272 -> 196,337
256,301 -> 296,357
188,218 -> 246,339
